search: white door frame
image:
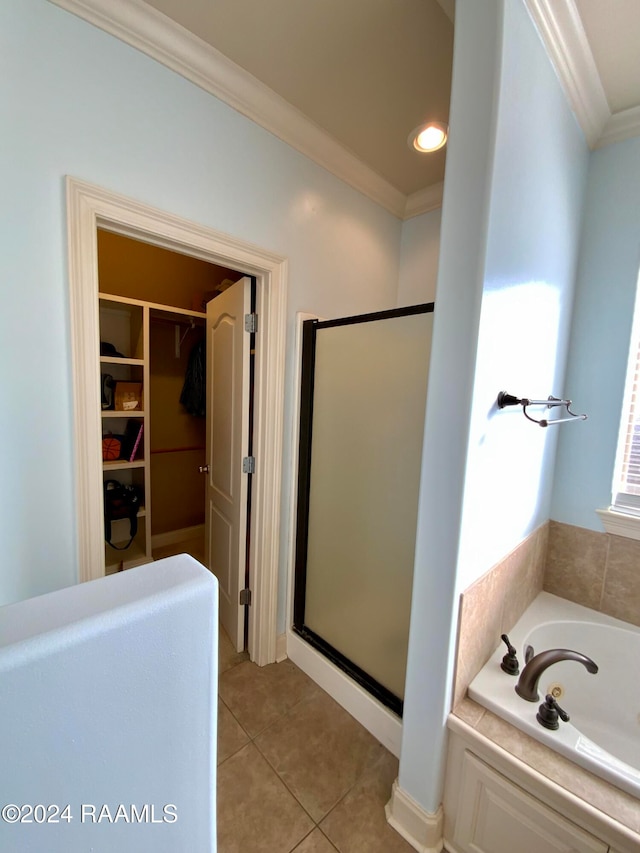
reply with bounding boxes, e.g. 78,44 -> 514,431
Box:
66,176 -> 287,666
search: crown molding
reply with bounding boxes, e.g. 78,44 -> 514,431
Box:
47,0 -> 409,218
597,105 -> 640,150
523,0 -> 610,148
45,0 -> 640,225
525,0 -> 640,150
404,182 -> 445,220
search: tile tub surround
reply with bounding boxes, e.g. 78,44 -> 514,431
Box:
453,523 -> 548,707
545,520 -> 640,626
453,518 -> 640,710
448,522 -> 640,851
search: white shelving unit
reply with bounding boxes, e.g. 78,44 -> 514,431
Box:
100,294 -> 151,573
99,293 -> 205,574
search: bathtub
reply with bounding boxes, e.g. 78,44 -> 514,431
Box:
468,591 -> 640,799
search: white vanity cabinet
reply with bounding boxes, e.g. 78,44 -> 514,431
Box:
443,717 -> 639,853
448,750 -> 606,853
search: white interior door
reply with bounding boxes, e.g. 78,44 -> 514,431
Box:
205,277 -> 251,651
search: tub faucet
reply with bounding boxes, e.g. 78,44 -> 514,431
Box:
515,648 -> 598,702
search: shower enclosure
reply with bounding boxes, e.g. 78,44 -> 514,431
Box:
293,303 -> 434,715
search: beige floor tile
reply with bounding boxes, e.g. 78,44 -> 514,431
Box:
320,750 -> 414,853
292,829 -> 339,852
219,658 -> 320,737
219,624 -> 249,675
255,690 -> 385,823
218,698 -> 249,765
217,742 -> 314,853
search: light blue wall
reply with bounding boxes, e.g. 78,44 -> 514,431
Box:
400,0 -> 505,812
400,0 -> 589,813
2,0 -> 606,824
455,0 -> 589,588
397,208 -> 441,306
552,137 -> 640,529
0,0 -> 402,609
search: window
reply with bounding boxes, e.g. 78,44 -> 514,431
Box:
613,357 -> 640,517
598,271 -> 640,539
612,281 -> 640,513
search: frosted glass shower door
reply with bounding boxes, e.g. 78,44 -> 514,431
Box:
293,304 -> 434,715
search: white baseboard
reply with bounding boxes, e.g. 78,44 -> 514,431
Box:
275,632 -> 287,662
151,525 -> 204,549
286,630 -> 402,756
385,781 -> 444,853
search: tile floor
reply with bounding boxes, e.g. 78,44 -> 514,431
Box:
217,627 -> 414,853
152,540 -> 413,851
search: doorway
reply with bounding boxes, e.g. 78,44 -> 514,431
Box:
96,230 -> 253,649
66,177 -> 286,665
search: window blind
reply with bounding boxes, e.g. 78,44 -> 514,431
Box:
613,283 -> 640,514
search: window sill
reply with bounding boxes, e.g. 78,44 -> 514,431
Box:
596,508 -> 640,541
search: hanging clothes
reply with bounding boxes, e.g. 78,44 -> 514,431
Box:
180,338 -> 206,417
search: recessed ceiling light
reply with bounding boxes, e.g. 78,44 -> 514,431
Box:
408,122 -> 448,153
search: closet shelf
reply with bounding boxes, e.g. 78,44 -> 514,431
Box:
150,445 -> 205,454
99,291 -> 206,321
105,540 -> 149,574
102,410 -> 145,418
100,356 -> 144,367
103,459 -> 145,471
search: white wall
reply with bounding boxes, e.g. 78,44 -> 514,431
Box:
397,208 -> 442,306
399,0 -> 589,815
0,0 -> 402,611
0,556 -> 218,852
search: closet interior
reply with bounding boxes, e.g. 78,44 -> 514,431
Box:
97,229 -> 241,574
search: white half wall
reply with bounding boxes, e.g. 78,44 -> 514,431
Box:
0,555 -> 218,852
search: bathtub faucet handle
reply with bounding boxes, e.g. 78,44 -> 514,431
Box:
537,694 -> 570,730
500,634 -> 520,675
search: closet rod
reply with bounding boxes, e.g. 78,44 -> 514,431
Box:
150,315 -> 205,327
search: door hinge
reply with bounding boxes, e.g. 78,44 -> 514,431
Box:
244,313 -> 258,334
239,588 -> 252,606
242,456 -> 255,474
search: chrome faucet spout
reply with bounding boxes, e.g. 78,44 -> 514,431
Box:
515,648 -> 598,702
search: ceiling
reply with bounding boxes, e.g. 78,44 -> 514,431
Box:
50,0 -> 640,216
141,0 -> 454,198
574,0 -> 640,114
140,0 -> 640,197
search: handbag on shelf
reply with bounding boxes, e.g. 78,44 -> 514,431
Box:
103,479 -> 142,550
